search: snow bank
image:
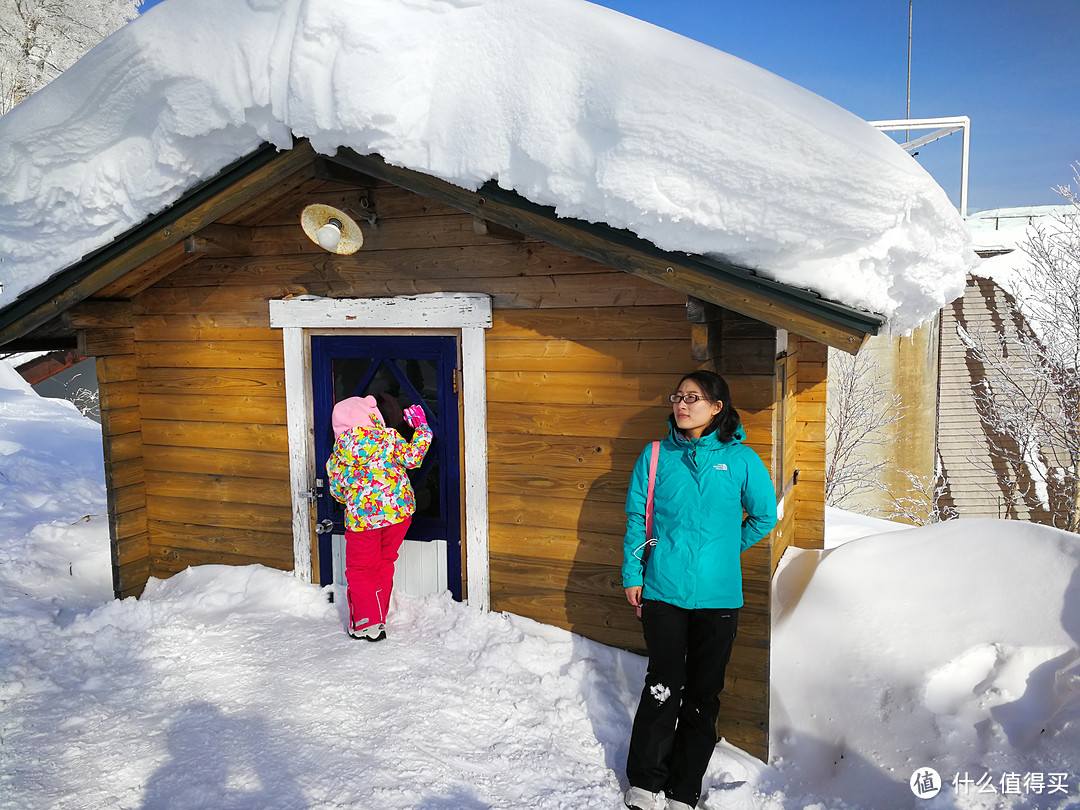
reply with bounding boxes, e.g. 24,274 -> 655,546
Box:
772,519 -> 1080,808
824,504 -> 908,548
0,0 -> 972,333
3,363 -> 1078,808
0,362 -> 109,614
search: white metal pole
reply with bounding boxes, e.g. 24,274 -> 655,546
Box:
960,117 -> 970,217
907,1 -> 913,141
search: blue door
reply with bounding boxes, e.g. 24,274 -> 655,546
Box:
311,335 -> 462,600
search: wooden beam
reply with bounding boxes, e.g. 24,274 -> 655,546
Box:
326,149 -> 879,352
63,301 -> 134,330
184,222 -> 321,257
472,216 -> 526,241
184,224 -> 258,256
687,296 -> 724,364
78,328 -> 134,358
92,242 -> 197,300
311,156 -> 379,188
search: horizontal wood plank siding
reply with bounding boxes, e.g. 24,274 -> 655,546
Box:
793,336 -> 827,549
937,275 -> 1036,520
93,334 -> 149,598
712,311 -> 777,759
484,304 -> 686,719
483,305 -> 690,674
131,315 -> 294,575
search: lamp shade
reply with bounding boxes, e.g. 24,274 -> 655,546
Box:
301,204 -> 363,254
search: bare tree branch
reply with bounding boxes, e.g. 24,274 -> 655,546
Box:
825,348 -> 904,508
0,0 -> 141,114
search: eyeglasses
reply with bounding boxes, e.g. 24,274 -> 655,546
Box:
669,394 -> 707,404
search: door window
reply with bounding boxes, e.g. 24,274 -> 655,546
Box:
311,335 -> 461,596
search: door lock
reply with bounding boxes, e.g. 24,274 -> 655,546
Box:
307,478 -> 325,505
314,519 -> 335,535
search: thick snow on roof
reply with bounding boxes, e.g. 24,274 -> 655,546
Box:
0,0 -> 973,333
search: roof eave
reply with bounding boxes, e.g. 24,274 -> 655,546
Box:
0,140 -> 883,353
328,149 -> 883,352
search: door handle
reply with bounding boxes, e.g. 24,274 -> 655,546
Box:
314,519 -> 335,535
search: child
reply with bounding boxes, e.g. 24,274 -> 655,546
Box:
327,395 -> 432,641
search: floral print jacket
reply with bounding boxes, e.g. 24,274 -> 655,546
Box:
327,420 -> 434,530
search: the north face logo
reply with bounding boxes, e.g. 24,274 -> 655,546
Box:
714,463 -> 728,471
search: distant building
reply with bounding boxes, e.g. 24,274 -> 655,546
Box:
937,205 -> 1074,523
1,350 -> 100,423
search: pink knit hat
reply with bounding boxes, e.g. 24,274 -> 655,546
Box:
332,396 -> 384,438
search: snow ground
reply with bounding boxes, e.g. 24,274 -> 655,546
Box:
1,365 -> 1078,810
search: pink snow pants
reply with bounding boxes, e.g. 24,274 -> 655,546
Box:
344,517 -> 411,631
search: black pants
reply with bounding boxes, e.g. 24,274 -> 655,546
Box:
626,600 -> 739,807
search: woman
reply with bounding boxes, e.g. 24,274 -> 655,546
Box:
622,371 -> 777,810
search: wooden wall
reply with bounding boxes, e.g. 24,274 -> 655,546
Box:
484,306 -> 691,648
81,304 -> 148,599
69,159 -> 816,759
702,306 -> 776,759
792,335 -> 827,550
772,338 -> 796,571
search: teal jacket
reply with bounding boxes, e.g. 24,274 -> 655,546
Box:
621,423 -> 778,609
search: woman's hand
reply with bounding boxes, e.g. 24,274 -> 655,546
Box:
624,586 -> 643,607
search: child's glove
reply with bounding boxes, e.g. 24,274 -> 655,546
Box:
403,404 -> 428,428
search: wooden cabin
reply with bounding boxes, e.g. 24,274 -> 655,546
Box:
0,139 -> 884,759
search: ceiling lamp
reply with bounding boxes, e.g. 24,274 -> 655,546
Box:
301,204 -> 364,255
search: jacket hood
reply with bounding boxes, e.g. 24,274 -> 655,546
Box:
332,395 -> 384,438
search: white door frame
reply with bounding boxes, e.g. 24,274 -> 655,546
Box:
269,293 -> 492,610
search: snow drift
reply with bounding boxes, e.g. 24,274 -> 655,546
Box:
772,521 -> 1080,808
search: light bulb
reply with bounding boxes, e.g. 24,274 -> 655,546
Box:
316,222 -> 342,251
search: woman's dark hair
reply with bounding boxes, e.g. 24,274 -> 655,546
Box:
668,370 -> 741,442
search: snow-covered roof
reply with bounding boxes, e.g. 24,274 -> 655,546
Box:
967,205 -> 1071,233
968,205 -> 1076,337
969,205 -> 1072,275
0,0 -> 974,334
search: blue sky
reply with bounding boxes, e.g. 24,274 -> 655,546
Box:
138,0 -> 1078,213
587,0 -> 1079,214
